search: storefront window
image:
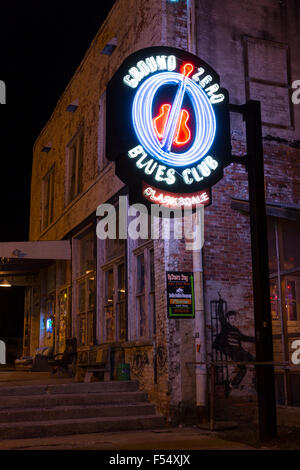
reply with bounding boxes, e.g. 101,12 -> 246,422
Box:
150,249 -> 156,335
285,279 -> 298,322
136,254 -> 146,337
105,268 -> 115,341
77,275 -> 95,346
105,205 -> 125,262
268,218 -> 300,326
46,292 -> 55,350
104,263 -> 126,342
267,217 -> 300,405
79,230 -> 96,276
117,264 -> 126,341
134,246 -> 156,339
76,227 -> 96,346
58,288 -> 71,353
270,279 -> 279,321
280,220 -> 300,271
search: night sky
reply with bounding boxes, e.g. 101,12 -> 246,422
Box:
0,1 -> 116,242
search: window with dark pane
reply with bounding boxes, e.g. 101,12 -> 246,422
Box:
42,165 -> 55,230
67,127 -> 84,204
117,264 -> 126,341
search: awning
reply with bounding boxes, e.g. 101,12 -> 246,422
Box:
0,241 -> 71,260
0,241 -> 71,276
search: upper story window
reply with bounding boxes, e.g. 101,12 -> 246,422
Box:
97,91 -> 107,172
67,126 -> 84,205
42,165 -> 55,230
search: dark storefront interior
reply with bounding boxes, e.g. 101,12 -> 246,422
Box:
0,286 -> 24,365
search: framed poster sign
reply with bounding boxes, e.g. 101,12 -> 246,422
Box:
166,271 -> 195,318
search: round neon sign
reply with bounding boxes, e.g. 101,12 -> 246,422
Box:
132,68 -> 216,167
106,46 -> 231,205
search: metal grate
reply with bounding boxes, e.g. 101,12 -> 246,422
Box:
210,296 -> 229,386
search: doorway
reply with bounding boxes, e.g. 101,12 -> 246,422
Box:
0,286 -> 24,365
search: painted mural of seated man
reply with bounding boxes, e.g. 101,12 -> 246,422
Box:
213,309 -> 255,388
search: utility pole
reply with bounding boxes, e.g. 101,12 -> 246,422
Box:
230,100 -> 277,440
245,100 -> 277,440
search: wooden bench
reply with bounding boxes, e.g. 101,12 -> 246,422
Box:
80,347 -> 111,383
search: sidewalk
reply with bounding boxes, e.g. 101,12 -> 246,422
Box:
0,427 -> 255,450
0,370 -> 74,387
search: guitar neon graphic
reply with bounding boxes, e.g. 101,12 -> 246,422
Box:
153,63 -> 193,149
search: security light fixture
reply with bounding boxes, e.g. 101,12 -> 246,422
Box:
101,37 -> 117,56
0,279 -> 12,287
66,102 -> 79,113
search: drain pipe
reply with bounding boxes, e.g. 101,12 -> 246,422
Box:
192,208 -> 207,408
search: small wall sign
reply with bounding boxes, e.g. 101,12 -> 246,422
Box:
166,271 -> 195,318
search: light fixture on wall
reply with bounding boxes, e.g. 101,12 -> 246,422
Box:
66,99 -> 79,113
42,142 -> 52,153
101,37 -> 117,56
0,279 -> 12,287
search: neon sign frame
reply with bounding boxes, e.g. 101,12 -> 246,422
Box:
132,70 -> 216,167
106,46 -> 231,208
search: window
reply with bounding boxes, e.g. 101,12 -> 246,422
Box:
268,217 -> 300,406
105,204 -> 125,262
57,288 -> 71,354
104,261 -> 127,342
46,292 -> 55,350
77,272 -> 95,346
149,249 -> 156,335
75,228 -> 96,346
104,268 -> 114,342
67,127 -> 84,204
270,279 -> 279,321
268,218 -> 300,324
42,166 -> 55,230
117,264 -> 126,341
285,280 -> 298,322
135,246 -> 156,339
136,254 -> 146,337
97,91 -> 107,172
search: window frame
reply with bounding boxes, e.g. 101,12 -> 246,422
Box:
73,224 -> 96,348
133,243 -> 155,340
268,218 -> 300,326
42,165 -> 55,230
97,90 -> 108,173
102,256 -> 126,343
66,125 -> 85,206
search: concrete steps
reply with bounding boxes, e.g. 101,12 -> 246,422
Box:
0,403 -> 156,423
0,381 -> 164,439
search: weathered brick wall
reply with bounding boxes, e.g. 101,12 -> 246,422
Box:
194,0 -> 300,142
194,0 -> 300,411
203,136 -> 300,406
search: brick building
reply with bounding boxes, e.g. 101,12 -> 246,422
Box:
1,0 -> 299,422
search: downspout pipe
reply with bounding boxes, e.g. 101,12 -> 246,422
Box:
192,209 -> 207,408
